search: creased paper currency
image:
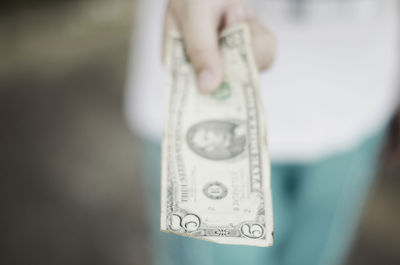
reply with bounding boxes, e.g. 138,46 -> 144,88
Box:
161,24 -> 273,247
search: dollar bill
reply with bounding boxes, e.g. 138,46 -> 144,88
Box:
161,24 -> 273,247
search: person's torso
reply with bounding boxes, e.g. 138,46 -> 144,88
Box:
125,0 -> 400,162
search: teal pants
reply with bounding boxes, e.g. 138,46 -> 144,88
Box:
140,130 -> 384,265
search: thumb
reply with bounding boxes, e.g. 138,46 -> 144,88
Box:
181,5 -> 222,93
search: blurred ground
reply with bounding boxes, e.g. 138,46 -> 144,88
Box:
0,1 -> 149,264
0,0 -> 399,265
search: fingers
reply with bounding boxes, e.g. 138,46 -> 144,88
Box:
162,0 -> 275,93
225,5 -> 276,71
248,18 -> 276,71
181,4 -> 222,93
224,0 -> 249,27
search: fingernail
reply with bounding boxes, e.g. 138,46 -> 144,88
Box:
197,69 -> 215,93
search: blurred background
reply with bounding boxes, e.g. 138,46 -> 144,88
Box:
0,0 -> 399,265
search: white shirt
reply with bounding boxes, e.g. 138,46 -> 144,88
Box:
125,0 -> 400,162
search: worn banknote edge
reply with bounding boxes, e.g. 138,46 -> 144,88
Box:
220,24 -> 274,247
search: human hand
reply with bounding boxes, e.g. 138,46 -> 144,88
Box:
163,0 -> 276,92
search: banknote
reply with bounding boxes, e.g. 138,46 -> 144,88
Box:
161,24 -> 273,247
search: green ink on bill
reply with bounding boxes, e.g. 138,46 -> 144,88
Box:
212,82 -> 231,100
